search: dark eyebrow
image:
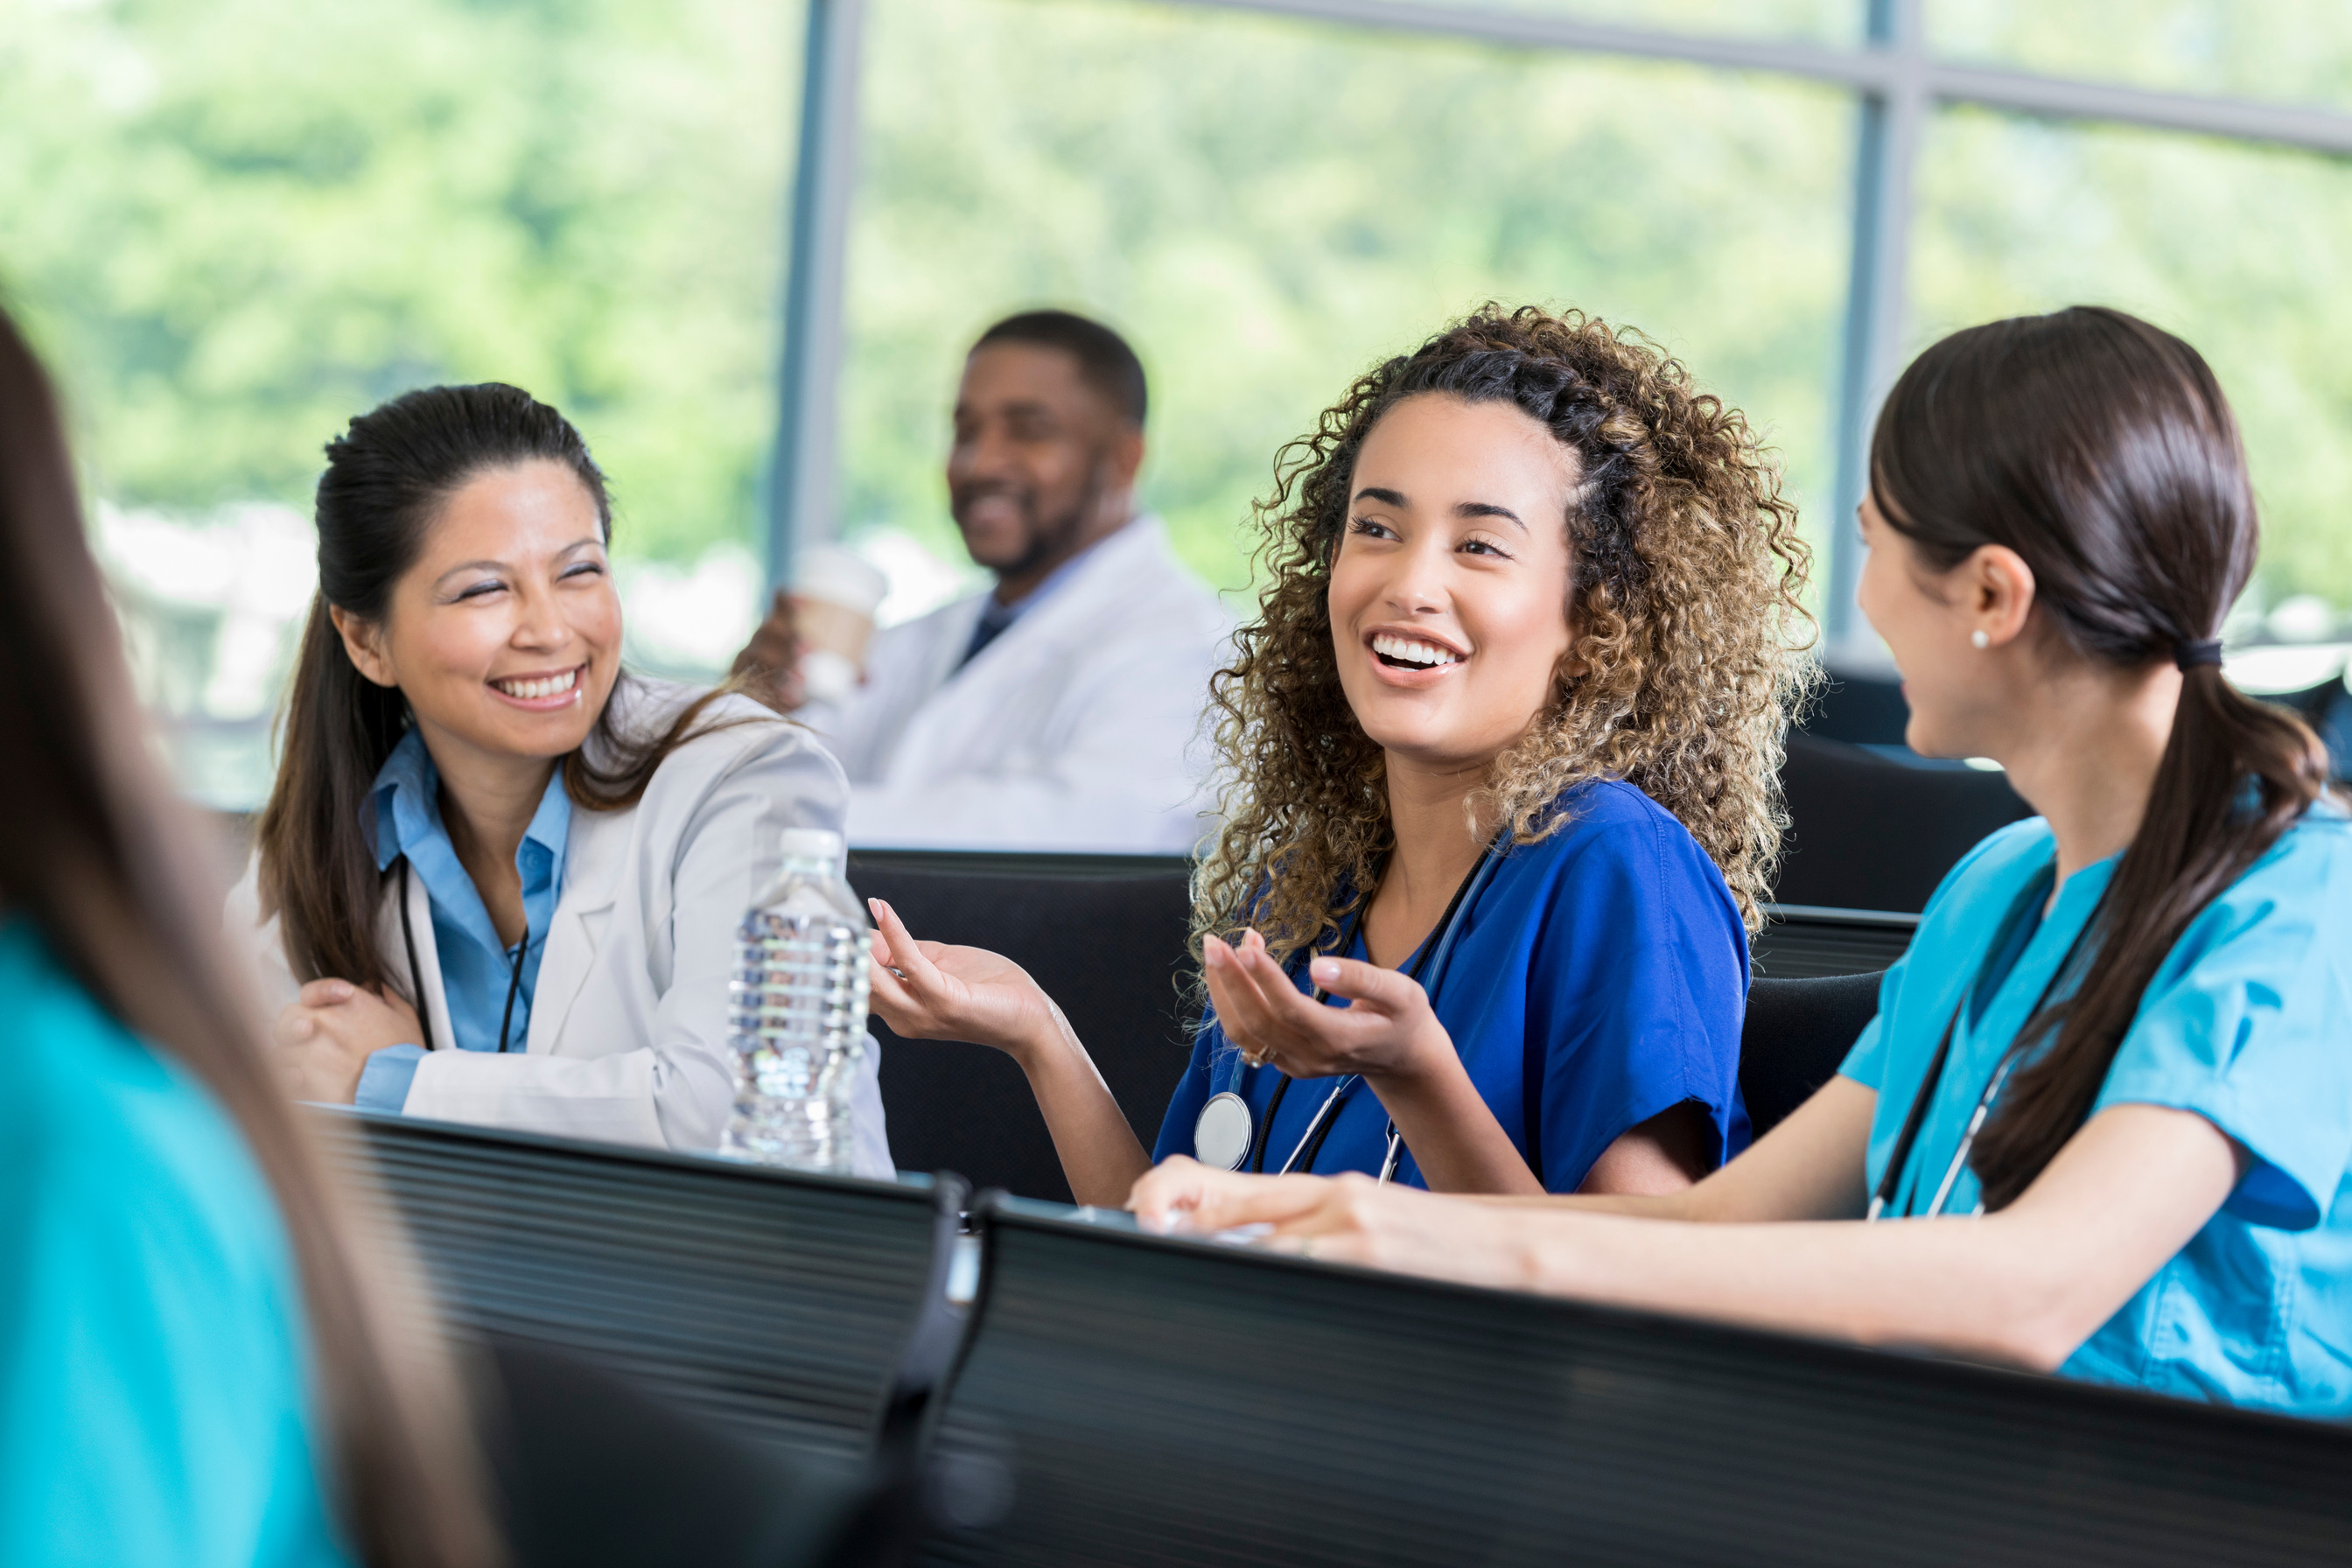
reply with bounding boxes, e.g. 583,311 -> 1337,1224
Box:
1354,486 -> 1407,507
957,398 -> 1060,425
1458,502 -> 1527,531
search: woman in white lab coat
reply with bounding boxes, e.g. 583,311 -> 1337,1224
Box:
229,382 -> 891,1173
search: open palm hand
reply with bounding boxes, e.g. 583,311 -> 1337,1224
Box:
867,897 -> 1065,1060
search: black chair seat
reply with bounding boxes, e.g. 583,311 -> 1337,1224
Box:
850,853 -> 1197,1203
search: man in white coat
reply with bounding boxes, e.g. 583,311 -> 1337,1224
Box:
737,311 -> 1228,855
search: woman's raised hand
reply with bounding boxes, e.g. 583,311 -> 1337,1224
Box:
1202,928 -> 1452,1085
866,897 -> 1066,1061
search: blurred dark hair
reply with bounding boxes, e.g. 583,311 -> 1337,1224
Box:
1871,305 -> 2328,1211
972,309 -> 1148,428
0,314 -> 498,1562
257,383 -> 740,993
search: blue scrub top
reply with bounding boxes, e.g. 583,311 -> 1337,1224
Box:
1839,809 -> 2352,1417
0,920 -> 350,1566
1156,780 -> 1751,1191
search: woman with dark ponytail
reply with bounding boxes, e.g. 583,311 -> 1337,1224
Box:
229,384 -> 890,1172
1131,307 -> 2352,1418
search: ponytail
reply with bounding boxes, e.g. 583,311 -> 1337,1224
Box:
1870,305 -> 2328,1210
258,598 -> 412,993
1970,662 -> 2326,1208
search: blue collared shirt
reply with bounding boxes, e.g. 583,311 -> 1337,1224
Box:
352,728 -> 571,1112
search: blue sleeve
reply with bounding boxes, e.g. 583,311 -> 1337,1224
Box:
353,1045 -> 424,1113
1837,969 -> 1903,1091
1152,1018 -> 1220,1162
1526,812 -> 1748,1190
2090,829 -> 2352,1230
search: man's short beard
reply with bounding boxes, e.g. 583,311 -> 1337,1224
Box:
987,462 -> 1109,584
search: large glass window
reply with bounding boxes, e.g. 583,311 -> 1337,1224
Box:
1913,108 -> 2352,611
12,0 -> 2352,804
1928,1 -> 2352,111
841,0 -> 1853,595
0,0 -> 800,803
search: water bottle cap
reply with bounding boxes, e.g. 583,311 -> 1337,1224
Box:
776,827 -> 845,864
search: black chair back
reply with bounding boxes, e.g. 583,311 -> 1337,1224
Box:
1751,903 -> 1914,976
482,1336 -> 910,1568
849,851 -> 1197,1203
1776,731 -> 2032,912
313,1109 -> 956,1457
928,1200 -> 2352,1567
1740,971 -> 1884,1138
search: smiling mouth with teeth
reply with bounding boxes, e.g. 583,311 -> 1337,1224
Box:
1370,633 -> 1465,670
491,667 -> 582,701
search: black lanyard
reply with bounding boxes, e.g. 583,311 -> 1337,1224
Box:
1243,835 -> 1500,1176
397,855 -> 532,1055
1869,880 -> 2106,1220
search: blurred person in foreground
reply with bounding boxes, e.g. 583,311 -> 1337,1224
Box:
0,312 -> 496,1563
735,310 -> 1228,854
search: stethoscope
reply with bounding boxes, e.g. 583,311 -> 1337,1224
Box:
1191,832 -> 1506,1183
1866,878 -> 2104,1222
396,856 -> 534,1056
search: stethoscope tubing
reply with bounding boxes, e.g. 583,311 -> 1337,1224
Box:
397,854 -> 535,1058
1251,830 -> 1508,1182
1867,883 -> 2106,1222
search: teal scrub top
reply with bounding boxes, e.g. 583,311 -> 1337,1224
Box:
0,919 -> 352,1566
1839,809 -> 2352,1417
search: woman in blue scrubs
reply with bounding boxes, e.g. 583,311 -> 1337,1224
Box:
872,305 -> 1809,1204
0,312 -> 494,1561
1134,306 -> 2352,1418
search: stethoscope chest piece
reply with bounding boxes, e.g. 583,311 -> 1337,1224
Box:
1194,1091 -> 1254,1172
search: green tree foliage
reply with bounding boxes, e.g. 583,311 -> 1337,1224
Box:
844,0 -> 1852,593
0,0 -> 796,561
1914,1 -> 2352,605
7,0 -> 2348,614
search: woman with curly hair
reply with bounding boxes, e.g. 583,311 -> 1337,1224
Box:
1132,309 -> 2352,1418
872,305 -> 1812,1206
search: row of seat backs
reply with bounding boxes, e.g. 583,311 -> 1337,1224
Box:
853,851 -> 1890,1204
325,1110 -> 2352,1566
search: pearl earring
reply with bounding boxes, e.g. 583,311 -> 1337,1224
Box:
1970,629 -> 1991,649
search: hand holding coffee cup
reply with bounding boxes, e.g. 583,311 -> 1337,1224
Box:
734,544 -> 887,712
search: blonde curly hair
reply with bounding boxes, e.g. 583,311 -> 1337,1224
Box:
1194,304 -> 1816,969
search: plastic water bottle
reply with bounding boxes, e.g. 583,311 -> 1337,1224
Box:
720,827 -> 870,1172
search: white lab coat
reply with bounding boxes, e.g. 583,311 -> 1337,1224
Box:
808,515 -> 1228,853
227,678 -> 892,1177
